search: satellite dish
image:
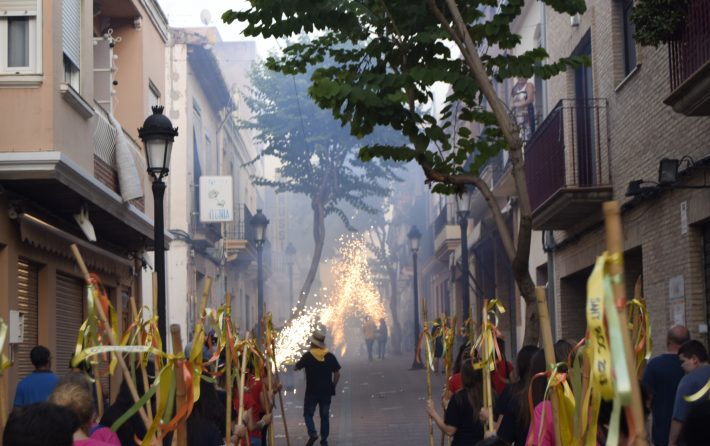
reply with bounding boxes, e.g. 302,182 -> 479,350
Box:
200,9 -> 211,26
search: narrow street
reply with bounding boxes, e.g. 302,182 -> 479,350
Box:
273,353 -> 449,445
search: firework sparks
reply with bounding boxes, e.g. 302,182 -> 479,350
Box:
274,235 -> 388,366
273,303 -> 323,369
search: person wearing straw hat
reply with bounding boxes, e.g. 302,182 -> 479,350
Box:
295,330 -> 341,446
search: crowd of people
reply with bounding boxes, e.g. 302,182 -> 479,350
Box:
424,326 -> 710,446
4,324 -> 710,446
3,329 -> 342,446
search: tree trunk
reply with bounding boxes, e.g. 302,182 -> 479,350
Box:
294,199 -> 326,315
388,265 -> 402,354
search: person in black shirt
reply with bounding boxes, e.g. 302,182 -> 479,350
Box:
427,359 -> 486,445
294,330 -> 341,446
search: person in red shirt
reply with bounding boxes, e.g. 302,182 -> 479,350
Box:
491,338 -> 512,396
234,372 -> 272,446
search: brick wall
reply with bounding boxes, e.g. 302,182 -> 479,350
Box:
542,0 -> 710,353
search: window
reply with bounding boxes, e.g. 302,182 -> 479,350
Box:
0,0 -> 40,75
62,0 -> 81,90
63,54 -> 79,90
622,0 -> 637,75
148,80 -> 161,109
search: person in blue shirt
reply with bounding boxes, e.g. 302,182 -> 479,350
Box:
13,345 -> 59,407
642,325 -> 689,446
669,340 -> 710,446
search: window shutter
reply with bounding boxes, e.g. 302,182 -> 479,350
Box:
16,258 -> 39,381
62,0 -> 81,67
0,0 -> 37,16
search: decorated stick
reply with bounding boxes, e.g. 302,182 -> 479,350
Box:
130,297 -> 153,422
422,299 -> 435,446
0,319 -> 10,432
171,324 -> 188,446
535,288 -> 562,446
270,335 -> 291,446
237,337 -> 250,430
602,201 -> 649,446
480,300 -> 495,435
265,315 -> 275,446
70,244 -> 152,430
225,294 -> 233,445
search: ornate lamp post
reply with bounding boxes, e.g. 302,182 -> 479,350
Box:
138,105 -> 178,343
250,209 -> 269,345
408,225 -> 423,370
457,191 -> 471,322
285,242 -> 296,313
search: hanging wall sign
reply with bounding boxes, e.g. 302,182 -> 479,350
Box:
199,176 -> 233,222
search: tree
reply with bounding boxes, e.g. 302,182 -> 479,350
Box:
242,63 -> 403,315
224,0 -> 588,344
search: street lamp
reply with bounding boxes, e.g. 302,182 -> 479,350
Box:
250,209 -> 269,345
457,191 -> 471,322
408,225 -> 423,370
139,105 -> 178,343
285,242 -> 296,313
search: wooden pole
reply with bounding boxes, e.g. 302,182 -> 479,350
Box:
602,201 -> 649,446
266,317 -> 275,446
535,287 -> 562,446
0,373 -> 7,433
225,293 -> 233,445
70,244 -> 152,431
422,299 -> 434,446
270,330 -> 291,446
170,325 -> 188,446
130,297 -> 153,422
237,339 -> 249,429
481,300 -> 495,435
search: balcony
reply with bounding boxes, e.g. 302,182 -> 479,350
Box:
224,204 -> 257,268
524,99 -> 612,230
93,104 -> 146,211
664,0 -> 710,116
433,204 -> 461,261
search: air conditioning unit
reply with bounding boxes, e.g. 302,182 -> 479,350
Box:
570,13 -> 580,27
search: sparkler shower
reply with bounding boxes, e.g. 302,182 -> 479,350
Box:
274,235 -> 387,369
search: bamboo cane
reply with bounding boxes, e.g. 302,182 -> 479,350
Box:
481,300 -> 495,435
130,297 -> 153,422
602,201 -> 649,446
171,324 -> 188,446
271,334 -> 291,446
423,299 -> 434,446
265,316 -> 275,446
70,244 -> 152,431
535,288 -> 562,446
0,373 -> 7,433
237,338 -> 249,432
225,293 -> 233,446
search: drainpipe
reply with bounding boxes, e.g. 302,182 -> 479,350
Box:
542,230 -> 557,339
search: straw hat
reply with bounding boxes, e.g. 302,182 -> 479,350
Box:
310,330 -> 326,348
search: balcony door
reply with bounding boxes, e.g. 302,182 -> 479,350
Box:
574,32 -> 596,186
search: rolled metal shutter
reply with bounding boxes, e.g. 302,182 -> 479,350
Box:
16,258 -> 39,380
55,272 -> 84,373
62,0 -> 81,67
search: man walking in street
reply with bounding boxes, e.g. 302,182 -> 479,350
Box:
669,340 -> 710,446
642,325 -> 689,446
363,317 -> 377,362
295,330 -> 341,446
13,345 -> 59,407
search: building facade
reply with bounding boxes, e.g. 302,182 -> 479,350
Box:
0,0 -> 169,400
526,0 -> 710,350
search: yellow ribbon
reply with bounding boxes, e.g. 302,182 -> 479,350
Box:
586,255 -> 614,401
684,378 -> 710,402
0,319 -> 12,373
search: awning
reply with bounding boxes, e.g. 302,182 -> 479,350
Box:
0,151 -> 171,251
19,213 -> 132,276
